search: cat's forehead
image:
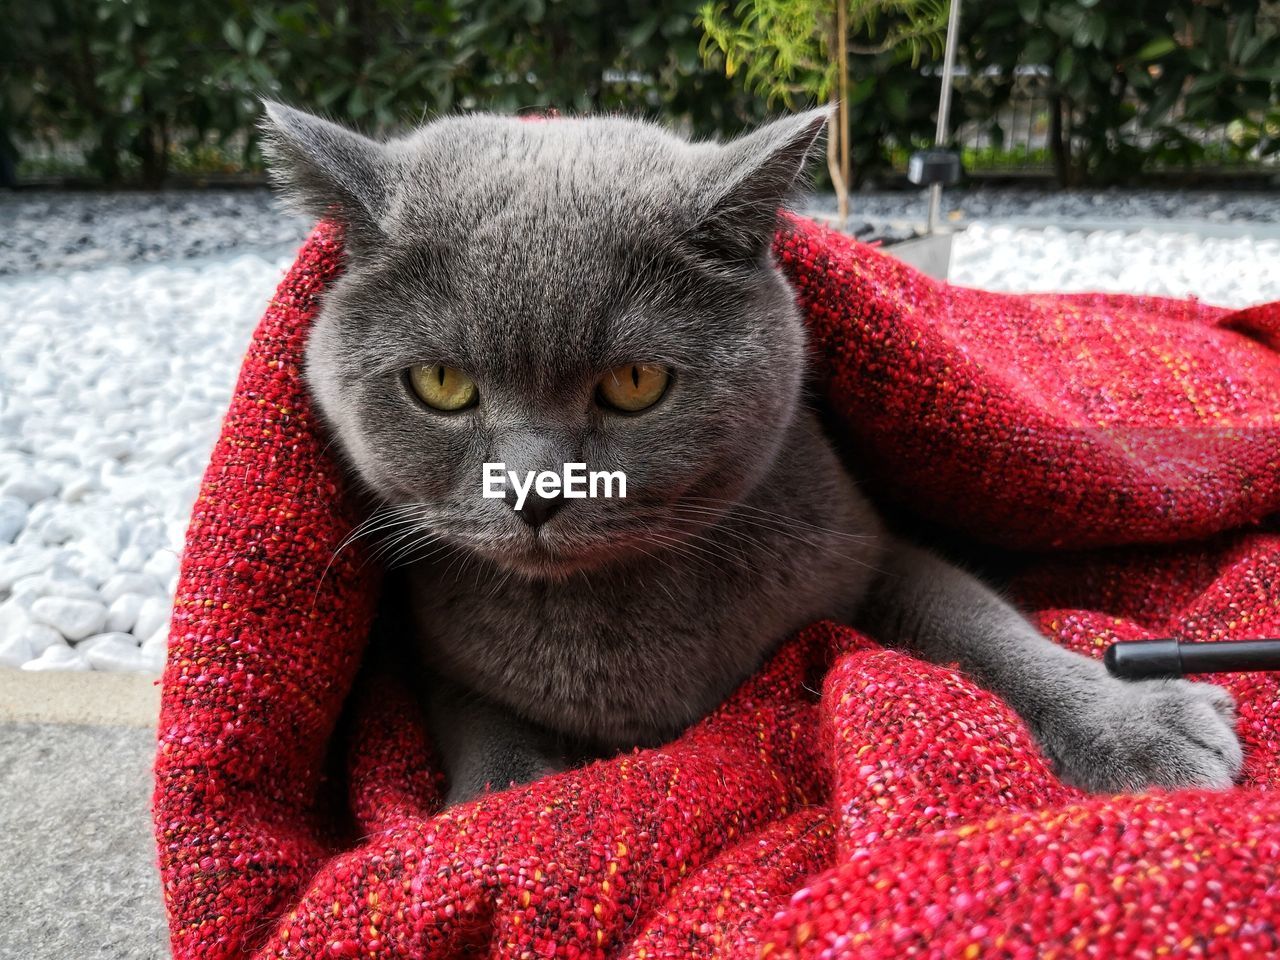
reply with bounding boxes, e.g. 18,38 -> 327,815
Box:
389,117 -> 708,233
369,119 -> 712,373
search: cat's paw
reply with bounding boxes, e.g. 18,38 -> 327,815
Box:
1048,678 -> 1242,794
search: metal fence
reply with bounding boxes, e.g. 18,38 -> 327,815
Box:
951,65 -> 1280,178
12,70 -> 1278,186
952,67 -> 1054,175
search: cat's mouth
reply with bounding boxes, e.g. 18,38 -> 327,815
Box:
461,524 -> 655,580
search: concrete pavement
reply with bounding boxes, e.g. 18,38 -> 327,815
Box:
0,670 -> 168,959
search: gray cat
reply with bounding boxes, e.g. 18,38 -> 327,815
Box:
261,101 -> 1243,805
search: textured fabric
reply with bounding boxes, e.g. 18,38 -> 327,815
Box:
154,216 -> 1280,959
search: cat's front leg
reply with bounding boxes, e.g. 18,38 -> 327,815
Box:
424,671 -> 570,806
854,541 -> 1243,793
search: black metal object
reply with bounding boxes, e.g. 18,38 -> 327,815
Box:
908,148 -> 963,187
1104,638 -> 1280,679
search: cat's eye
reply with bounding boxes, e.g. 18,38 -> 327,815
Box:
598,363 -> 670,413
408,364 -> 479,412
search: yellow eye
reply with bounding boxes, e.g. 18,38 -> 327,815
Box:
598,363 -> 670,413
408,364 -> 478,411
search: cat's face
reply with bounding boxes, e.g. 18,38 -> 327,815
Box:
262,105 -> 827,579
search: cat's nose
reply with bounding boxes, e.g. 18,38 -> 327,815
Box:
505,488 -> 564,528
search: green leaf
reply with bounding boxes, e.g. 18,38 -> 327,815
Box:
1186,73 -> 1222,95
1055,46 -> 1075,82
348,85 -> 366,117
1229,12 -> 1254,64
246,26 -> 265,58
1144,79 -> 1183,127
624,14 -> 659,50
1024,35 -> 1054,64
1077,12 -> 1106,50
884,83 -> 909,120
223,19 -> 243,51
848,75 -> 876,106
1243,65 -> 1280,83
1016,0 -> 1040,22
1043,8 -> 1082,40
1133,37 -> 1177,62
1238,36 -> 1271,68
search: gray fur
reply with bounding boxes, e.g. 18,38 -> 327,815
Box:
262,102 -> 1241,804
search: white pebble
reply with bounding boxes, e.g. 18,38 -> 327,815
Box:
74,633 -> 117,654
0,631 -> 33,667
21,643 -> 90,672
951,224 -> 1280,306
142,550 -> 180,583
0,254 -> 292,673
0,496 -> 28,543
99,571 -> 164,603
0,599 -> 30,636
84,633 -> 148,672
60,476 -> 98,502
9,571 -> 100,608
17,622 -> 65,656
143,623 -> 169,650
0,472 -> 59,505
105,592 -> 146,633
29,596 -> 107,641
63,548 -> 117,587
0,548 -> 55,591
115,546 -> 147,572
132,595 -> 171,641
140,643 -> 167,673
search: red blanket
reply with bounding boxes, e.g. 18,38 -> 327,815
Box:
155,216 -> 1280,959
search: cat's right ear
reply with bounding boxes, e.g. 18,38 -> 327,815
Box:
690,106 -> 832,268
259,101 -> 390,244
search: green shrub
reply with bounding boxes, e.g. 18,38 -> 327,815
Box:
697,0 -> 948,190
1,0 -> 767,185
2,0 -> 1275,186
962,0 -> 1280,184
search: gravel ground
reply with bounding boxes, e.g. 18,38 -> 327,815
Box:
0,191 -> 310,276
951,224 -> 1280,308
1,189 -> 1278,673
7,186 -> 1280,276
0,251 -> 293,672
806,186 -> 1280,229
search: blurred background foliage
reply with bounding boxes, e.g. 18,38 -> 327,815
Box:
963,0 -> 1280,185
1,0 -> 1277,187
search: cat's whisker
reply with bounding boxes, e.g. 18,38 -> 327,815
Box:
388,537 -> 453,571
482,564 -> 517,602
643,530 -> 739,578
626,541 -> 683,606
391,538 -> 454,570
336,503 -> 435,561
368,512 -> 432,555
381,519 -> 454,567
679,496 -> 878,543
668,503 -> 881,574
673,501 -> 873,551
310,504 -> 428,610
654,521 -> 759,571
364,524 -> 432,571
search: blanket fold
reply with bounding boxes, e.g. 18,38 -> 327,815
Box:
155,216 -> 1280,959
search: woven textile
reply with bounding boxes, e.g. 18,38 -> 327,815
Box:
154,216 -> 1280,958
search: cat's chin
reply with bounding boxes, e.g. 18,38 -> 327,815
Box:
467,535 -> 639,582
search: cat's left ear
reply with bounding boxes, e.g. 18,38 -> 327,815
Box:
694,106 -> 832,265
259,100 -> 392,245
